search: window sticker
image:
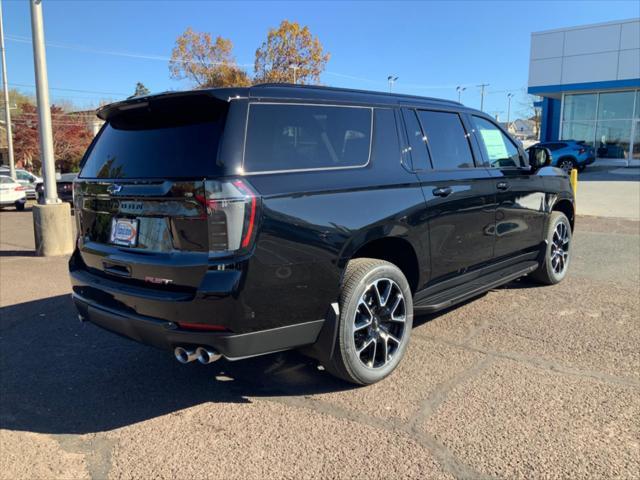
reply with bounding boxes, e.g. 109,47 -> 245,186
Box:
479,128 -> 508,160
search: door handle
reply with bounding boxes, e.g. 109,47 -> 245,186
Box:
432,187 -> 453,198
497,181 -> 510,191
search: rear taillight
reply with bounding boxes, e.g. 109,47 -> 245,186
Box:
14,186 -> 26,191
73,182 -> 81,207
578,148 -> 585,155
200,178 -> 260,257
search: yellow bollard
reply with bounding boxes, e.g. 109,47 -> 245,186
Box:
570,168 -> 578,200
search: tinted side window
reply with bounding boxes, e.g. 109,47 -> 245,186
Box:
472,116 -> 522,168
401,109 -> 430,170
417,110 -> 474,169
244,104 -> 372,172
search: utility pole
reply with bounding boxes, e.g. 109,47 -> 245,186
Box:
0,0 -> 15,179
456,85 -> 466,103
506,93 -> 514,132
477,83 -> 489,112
289,64 -> 299,84
29,0 -> 73,256
387,75 -> 398,93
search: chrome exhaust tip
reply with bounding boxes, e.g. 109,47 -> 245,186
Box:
196,347 -> 222,365
174,346 -> 198,364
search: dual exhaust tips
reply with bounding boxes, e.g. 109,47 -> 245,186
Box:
174,346 -> 221,365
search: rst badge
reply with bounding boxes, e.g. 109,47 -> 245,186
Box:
144,276 -> 173,285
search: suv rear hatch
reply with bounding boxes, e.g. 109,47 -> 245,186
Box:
74,92 -> 258,290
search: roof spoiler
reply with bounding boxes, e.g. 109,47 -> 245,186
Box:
96,89 -> 242,121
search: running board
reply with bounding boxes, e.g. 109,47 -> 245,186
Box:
414,261 -> 539,313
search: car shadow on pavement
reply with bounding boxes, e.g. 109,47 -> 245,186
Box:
0,295 -> 353,435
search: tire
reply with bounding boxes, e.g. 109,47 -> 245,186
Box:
327,258 -> 413,385
530,211 -> 572,285
557,157 -> 577,174
15,201 -> 25,212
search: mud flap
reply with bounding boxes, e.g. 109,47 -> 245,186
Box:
298,302 -> 340,365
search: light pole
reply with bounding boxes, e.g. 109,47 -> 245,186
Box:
456,85 -> 466,103
29,0 -> 73,256
387,75 -> 398,93
477,83 -> 489,111
30,0 -> 57,204
289,64 -> 299,84
0,0 -> 15,179
506,93 -> 514,132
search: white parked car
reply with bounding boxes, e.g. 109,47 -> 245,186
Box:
0,176 -> 27,211
0,167 -> 42,199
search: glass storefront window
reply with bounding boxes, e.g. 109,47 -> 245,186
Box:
563,94 -> 597,121
561,121 -> 596,147
561,91 -> 639,160
631,120 -> 640,162
597,92 -> 635,120
595,120 -> 632,159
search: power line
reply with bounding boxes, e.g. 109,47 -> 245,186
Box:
6,33 -> 254,68
6,33 -> 517,93
8,81 -> 126,96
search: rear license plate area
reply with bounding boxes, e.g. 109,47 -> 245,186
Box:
110,218 -> 139,247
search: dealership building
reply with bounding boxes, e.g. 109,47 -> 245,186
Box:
528,18 -> 640,166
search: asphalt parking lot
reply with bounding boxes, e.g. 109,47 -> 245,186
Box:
1,206 -> 639,479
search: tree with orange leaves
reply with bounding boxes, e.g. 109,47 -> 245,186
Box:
253,20 -> 330,85
169,28 -> 251,88
12,103 -> 93,173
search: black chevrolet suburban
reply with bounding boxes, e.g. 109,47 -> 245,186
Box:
70,84 -> 574,384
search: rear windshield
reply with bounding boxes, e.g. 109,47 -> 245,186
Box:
80,97 -> 227,179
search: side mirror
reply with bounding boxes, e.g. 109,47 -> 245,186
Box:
527,146 -> 552,170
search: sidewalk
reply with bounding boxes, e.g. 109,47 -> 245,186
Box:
576,165 -> 640,221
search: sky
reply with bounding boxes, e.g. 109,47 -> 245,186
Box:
3,0 -> 639,119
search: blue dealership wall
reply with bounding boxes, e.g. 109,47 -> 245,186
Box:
538,97 -> 561,142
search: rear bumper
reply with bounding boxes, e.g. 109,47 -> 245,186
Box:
73,292 -> 324,359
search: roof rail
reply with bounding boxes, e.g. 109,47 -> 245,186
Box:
251,83 -> 461,106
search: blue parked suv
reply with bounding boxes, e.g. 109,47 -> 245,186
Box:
535,140 -> 595,173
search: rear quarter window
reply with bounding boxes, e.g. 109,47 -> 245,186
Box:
243,103 -> 372,173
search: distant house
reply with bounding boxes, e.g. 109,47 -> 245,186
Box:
501,118 -> 537,141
